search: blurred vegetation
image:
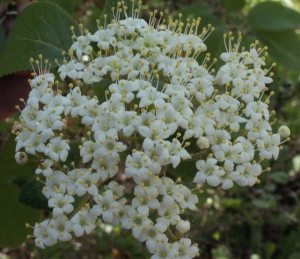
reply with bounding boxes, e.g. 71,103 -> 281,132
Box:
0,0 -> 300,259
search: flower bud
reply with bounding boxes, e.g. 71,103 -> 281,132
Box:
196,136 -> 209,149
176,220 -> 190,233
278,125 -> 290,139
15,152 -> 28,165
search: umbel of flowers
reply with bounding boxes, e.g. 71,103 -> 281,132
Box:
13,0 -> 290,257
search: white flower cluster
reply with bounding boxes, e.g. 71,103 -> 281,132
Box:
14,1 -> 289,257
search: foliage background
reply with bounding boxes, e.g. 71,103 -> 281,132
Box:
0,0 -> 300,258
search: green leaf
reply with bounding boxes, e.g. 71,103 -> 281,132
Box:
39,0 -> 83,15
220,0 -> 246,12
0,25 -> 5,52
86,6 -> 103,33
251,195 -> 277,209
219,198 -> 243,210
18,178 -> 51,211
247,2 -> 300,30
64,141 -> 81,168
0,1 -> 80,77
93,78 -> 112,103
99,0 -> 134,26
289,252 -> 300,259
269,171 -> 289,184
264,241 -> 276,259
0,135 -> 41,247
254,29 -> 300,70
10,177 -> 29,188
167,160 -> 197,180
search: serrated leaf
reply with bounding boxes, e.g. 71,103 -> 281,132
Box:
247,2 -> 300,30
18,178 -> 51,211
39,0 -> 83,15
99,0 -> 134,27
0,134 -> 41,247
269,171 -> 289,184
254,29 -> 300,70
0,2 -> 80,78
0,25 -> 5,52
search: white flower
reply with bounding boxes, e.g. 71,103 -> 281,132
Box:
74,168 -> 101,196
36,112 -> 65,139
193,158 -> 224,187
121,206 -> 152,238
133,173 -> 161,197
173,238 -> 199,259
29,73 -> 55,88
256,132 -> 280,160
112,110 -> 142,137
45,136 -> 70,162
91,154 -> 119,181
33,220 -> 57,249
137,85 -> 169,108
278,125 -> 290,139
176,220 -> 190,233
132,193 -> 160,214
179,188 -> 198,210
78,97 -> 99,125
15,151 -> 28,165
232,162 -> 262,186
15,128 -> 32,152
215,63 -> 247,85
47,215 -> 73,242
70,208 -> 97,237
64,86 -> 88,117
138,222 -> 168,253
157,200 -> 181,226
245,117 -> 271,140
164,139 -> 191,168
58,60 -> 85,80
232,78 -> 260,103
94,128 -> 127,160
125,151 -> 152,179
48,193 -> 74,216
196,136 -> 209,150
109,79 -> 139,103
151,243 -> 178,259
245,101 -> 270,121
70,35 -> 93,60
20,98 -> 42,129
205,124 -> 231,147
93,190 -> 120,223
90,28 -> 115,50
42,170 -> 67,199
108,181 -> 125,199
138,120 -> 172,141
79,140 -> 99,164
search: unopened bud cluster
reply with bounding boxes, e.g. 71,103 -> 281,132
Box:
14,1 -> 289,257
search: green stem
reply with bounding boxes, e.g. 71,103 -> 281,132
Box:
184,152 -> 202,162
118,132 -> 144,143
165,227 -> 177,242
